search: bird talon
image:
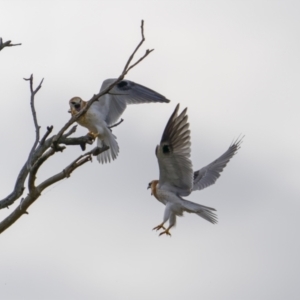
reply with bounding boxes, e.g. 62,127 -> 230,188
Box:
152,224 -> 166,231
159,230 -> 172,237
87,132 -> 98,139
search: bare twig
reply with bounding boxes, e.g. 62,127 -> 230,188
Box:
92,145 -> 109,156
124,49 -> 154,74
109,118 -> 124,130
64,125 -> 78,138
24,75 -> 44,169
59,134 -> 95,151
122,20 -> 146,73
0,38 -> 22,52
40,126 -> 54,145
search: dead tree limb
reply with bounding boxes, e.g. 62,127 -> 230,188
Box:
0,20 -> 153,234
0,38 -> 22,51
24,75 -> 44,169
0,148 -> 105,234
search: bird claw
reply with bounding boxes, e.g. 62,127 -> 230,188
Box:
87,132 -> 98,139
153,224 -> 171,236
152,224 -> 166,231
159,229 -> 172,237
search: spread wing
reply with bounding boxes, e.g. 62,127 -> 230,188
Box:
94,79 -> 170,126
192,137 -> 243,191
156,104 -> 193,196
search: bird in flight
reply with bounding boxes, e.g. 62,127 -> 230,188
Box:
69,79 -> 170,163
148,104 -> 242,236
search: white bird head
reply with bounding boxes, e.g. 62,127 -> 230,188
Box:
68,97 -> 85,114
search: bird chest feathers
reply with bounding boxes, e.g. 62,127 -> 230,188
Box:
150,180 -> 159,201
77,109 -> 103,135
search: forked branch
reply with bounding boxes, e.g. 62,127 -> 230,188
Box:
0,146 -> 108,234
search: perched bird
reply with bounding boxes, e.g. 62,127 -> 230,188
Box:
148,104 -> 242,236
69,79 -> 170,163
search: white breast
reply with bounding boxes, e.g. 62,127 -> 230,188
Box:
82,105 -> 107,136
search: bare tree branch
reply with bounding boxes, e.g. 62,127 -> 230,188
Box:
24,75 -> 44,169
0,20 -> 154,234
59,134 -> 95,151
40,126 -> 53,145
122,20 -> 147,73
28,148 -> 55,192
0,38 -> 22,51
63,125 -> 78,138
0,147 -> 108,234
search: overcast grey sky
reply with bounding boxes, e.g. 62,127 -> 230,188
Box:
1,0 -> 300,299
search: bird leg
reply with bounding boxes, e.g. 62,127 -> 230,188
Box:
152,222 -> 166,232
158,225 -> 174,237
87,132 -> 98,139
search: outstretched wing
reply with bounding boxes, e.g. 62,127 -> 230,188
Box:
192,137 -> 243,191
156,104 -> 193,196
95,79 -> 170,126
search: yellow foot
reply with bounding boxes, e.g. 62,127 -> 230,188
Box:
87,132 -> 98,139
152,224 -> 166,231
159,229 -> 172,237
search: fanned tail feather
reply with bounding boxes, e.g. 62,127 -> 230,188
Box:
181,199 -> 218,224
97,130 -> 119,164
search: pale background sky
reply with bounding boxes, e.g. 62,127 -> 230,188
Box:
0,1 -> 299,299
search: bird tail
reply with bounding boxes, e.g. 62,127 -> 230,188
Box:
97,129 -> 119,164
181,199 -> 218,224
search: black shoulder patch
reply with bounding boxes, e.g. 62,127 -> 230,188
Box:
117,80 -> 130,90
162,144 -> 170,154
193,170 -> 199,180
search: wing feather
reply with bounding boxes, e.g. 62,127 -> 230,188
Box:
95,79 -> 170,126
156,104 -> 193,196
192,137 -> 243,191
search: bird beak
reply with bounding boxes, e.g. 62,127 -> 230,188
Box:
68,109 -> 71,113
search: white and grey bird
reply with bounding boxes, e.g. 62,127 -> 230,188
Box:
148,104 -> 242,236
69,79 -> 170,163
